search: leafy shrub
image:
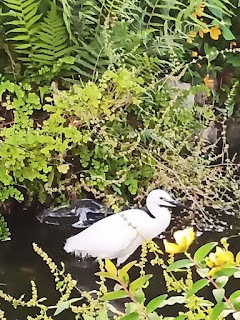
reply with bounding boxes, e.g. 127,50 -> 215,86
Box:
0,68 -> 239,212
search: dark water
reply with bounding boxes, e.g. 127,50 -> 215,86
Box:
0,210 -> 240,319
0,213 -> 100,319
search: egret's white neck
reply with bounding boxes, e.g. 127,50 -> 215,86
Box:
146,201 -> 171,227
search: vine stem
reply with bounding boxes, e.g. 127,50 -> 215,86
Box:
118,280 -> 151,320
186,253 -> 237,313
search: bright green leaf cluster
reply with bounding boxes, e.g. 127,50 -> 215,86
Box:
0,214 -> 10,241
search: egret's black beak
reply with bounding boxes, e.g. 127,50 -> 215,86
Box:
167,200 -> 194,211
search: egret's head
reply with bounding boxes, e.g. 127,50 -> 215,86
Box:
147,189 -> 192,210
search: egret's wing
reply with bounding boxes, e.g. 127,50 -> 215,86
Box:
64,209 -> 144,259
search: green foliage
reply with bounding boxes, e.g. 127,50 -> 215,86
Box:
194,242 -> 218,263
0,0 -> 239,269
3,0 -> 42,59
1,0 -> 75,81
0,68 -> 239,213
1,0 -> 240,317
1,0 -> 236,83
0,214 -> 10,241
32,2 -> 74,66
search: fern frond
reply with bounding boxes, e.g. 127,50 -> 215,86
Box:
57,0 -> 76,42
72,0 -> 102,39
73,32 -> 110,79
3,0 -> 41,58
32,2 -> 74,65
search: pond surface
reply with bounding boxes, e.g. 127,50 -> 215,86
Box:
0,206 -> 240,319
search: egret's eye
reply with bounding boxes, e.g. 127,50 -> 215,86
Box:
159,197 -> 164,200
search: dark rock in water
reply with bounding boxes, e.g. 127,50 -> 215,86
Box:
37,199 -> 112,229
202,121 -> 218,145
226,118 -> 240,158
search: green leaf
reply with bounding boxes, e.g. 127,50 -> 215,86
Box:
214,267 -> 238,278
118,269 -> 129,285
167,259 -> 194,272
162,296 -> 185,306
83,315 -> 95,320
105,259 -> 117,276
47,169 -> 54,187
234,271 -> 240,278
208,5 -> 222,19
204,44 -> 218,62
95,272 -> 118,281
54,301 -> 69,316
146,294 -> 168,313
209,302 -> 225,320
15,43 -> 31,50
54,298 -> 81,315
196,268 -> 209,278
186,279 -> 209,298
120,312 -> 139,320
9,35 -> 30,41
118,261 -> 137,285
0,214 -> 11,241
222,27 -> 235,40
56,281 -> 64,290
230,290 -> 240,310
101,290 -> 128,301
194,242 -> 217,263
134,288 -> 145,303
125,302 -> 137,315
213,288 -> 225,303
7,27 -> 28,33
96,307 -> 109,320
227,104 -> 234,117
215,276 -> 229,288
121,261 -> 137,274
174,316 -> 186,320
128,179 -> 138,195
226,54 -> 240,67
57,164 -> 69,174
129,275 -> 152,294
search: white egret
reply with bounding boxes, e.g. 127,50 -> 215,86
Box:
64,189 -> 192,265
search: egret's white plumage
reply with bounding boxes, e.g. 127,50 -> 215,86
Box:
64,189 -> 180,265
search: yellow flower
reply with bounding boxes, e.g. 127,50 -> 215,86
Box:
206,246 -> 235,276
187,31 -> 197,43
192,3 -> 205,19
192,12 -> 198,20
210,26 -> 221,40
236,251 -> 240,264
192,51 -> 198,57
164,227 -> 195,255
196,3 -> 205,17
204,74 -> 214,89
199,27 -> 209,38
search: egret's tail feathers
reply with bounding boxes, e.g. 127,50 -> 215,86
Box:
64,237 -> 90,259
73,250 -> 89,259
